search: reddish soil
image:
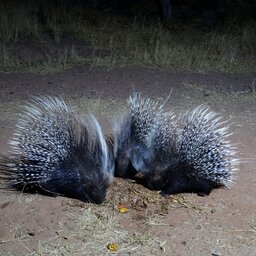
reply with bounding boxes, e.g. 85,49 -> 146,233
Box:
0,67 -> 255,255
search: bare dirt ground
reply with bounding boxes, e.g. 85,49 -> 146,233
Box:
0,67 -> 255,255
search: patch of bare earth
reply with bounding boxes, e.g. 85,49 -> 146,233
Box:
0,67 -> 255,255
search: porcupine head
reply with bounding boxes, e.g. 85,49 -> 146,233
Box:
61,114 -> 115,204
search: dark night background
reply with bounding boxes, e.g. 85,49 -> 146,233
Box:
15,0 -> 256,24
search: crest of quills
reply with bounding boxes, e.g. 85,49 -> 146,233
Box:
0,93 -> 239,203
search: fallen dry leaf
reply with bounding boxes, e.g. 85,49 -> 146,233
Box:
107,242 -> 117,252
116,203 -> 129,213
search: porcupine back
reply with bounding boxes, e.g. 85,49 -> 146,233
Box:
145,105 -> 239,196
0,96 -> 114,203
177,105 -> 238,187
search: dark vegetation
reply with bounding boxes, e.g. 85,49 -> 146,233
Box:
0,0 -> 255,73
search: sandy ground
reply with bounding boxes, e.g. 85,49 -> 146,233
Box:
0,67 -> 255,255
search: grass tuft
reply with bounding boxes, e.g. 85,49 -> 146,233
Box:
74,207 -> 164,255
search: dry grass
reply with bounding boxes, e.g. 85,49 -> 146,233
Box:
0,195 -> 165,255
1,189 -> 255,256
0,2 -> 255,73
72,206 -> 164,255
32,46 -> 82,74
77,17 -> 256,73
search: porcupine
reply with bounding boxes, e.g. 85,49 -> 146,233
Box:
114,92 -> 239,196
0,96 -> 114,204
113,92 -> 177,178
